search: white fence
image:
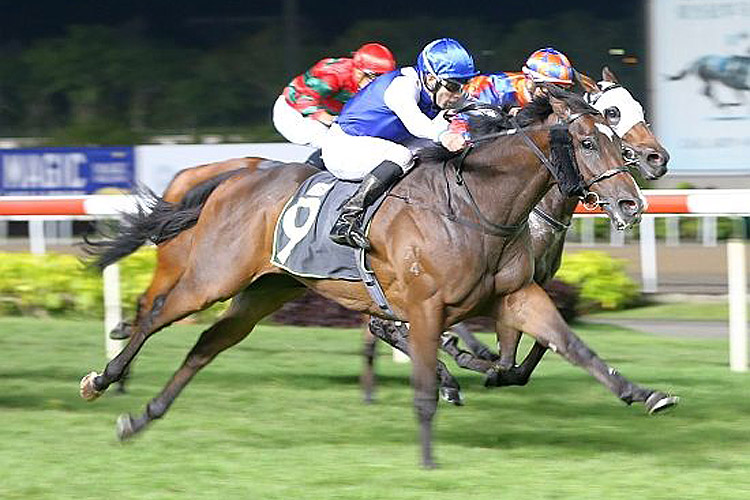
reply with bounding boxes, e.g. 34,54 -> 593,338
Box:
0,190 -> 748,371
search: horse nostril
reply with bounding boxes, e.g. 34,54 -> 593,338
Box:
618,198 -> 640,217
647,150 -> 670,168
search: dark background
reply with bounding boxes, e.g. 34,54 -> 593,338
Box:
0,1 -> 647,144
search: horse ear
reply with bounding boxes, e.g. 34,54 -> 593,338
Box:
576,72 -> 599,93
602,66 -> 620,83
548,94 -> 571,121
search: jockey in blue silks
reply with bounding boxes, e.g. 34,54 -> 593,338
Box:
323,38 -> 478,250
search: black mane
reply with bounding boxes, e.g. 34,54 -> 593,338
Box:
417,87 -> 597,166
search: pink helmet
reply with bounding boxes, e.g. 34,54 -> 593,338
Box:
353,43 -> 396,75
522,48 -> 575,85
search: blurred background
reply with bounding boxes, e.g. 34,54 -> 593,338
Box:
0,1 -> 646,145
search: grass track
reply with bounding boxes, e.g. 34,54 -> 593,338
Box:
1,317 -> 749,499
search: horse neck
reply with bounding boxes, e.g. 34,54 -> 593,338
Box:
461,129 -> 557,228
535,187 -> 579,230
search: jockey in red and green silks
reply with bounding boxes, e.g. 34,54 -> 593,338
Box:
450,48 -> 576,138
272,43 -> 396,149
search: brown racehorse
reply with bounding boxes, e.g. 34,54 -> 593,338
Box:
362,67 -> 675,399
483,68 -> 673,387
81,89 -> 670,467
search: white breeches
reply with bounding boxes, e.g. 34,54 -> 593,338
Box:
272,95 -> 331,149
321,124 -> 414,180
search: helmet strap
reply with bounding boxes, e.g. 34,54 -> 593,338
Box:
422,73 -> 442,106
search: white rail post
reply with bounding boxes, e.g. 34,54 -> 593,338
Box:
665,217 -> 680,246
610,224 -> 625,247
103,264 -> 126,360
728,238 -> 747,372
702,216 -> 717,247
581,217 -> 595,246
640,215 -> 658,294
28,219 -> 46,255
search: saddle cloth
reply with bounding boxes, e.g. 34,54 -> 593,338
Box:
270,171 -> 388,280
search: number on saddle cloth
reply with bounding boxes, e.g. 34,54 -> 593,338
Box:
270,171 -> 391,280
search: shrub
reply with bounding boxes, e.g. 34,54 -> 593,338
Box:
542,279 -> 581,322
555,250 -> 640,311
0,249 -> 229,321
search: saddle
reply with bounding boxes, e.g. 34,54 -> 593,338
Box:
270,171 -> 390,280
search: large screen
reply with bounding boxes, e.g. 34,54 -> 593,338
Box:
649,0 -> 750,173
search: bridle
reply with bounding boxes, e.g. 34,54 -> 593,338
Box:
584,82 -> 645,170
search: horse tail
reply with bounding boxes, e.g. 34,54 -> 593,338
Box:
84,169 -> 245,271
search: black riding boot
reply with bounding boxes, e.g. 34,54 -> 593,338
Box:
329,160 -> 403,249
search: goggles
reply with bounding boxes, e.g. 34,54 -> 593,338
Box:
439,78 -> 469,93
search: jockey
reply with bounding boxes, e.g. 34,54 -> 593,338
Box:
272,43 -> 396,149
323,38 -> 478,249
450,47 -> 575,136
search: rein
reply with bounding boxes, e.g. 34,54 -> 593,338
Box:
531,206 -> 570,232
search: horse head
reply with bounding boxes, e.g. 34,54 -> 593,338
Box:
578,68 -> 669,180
545,85 -> 644,230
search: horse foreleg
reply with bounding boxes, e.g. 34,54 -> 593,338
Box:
485,325 -> 547,387
117,278 -> 303,441
501,283 -> 678,414
405,300 -> 444,468
450,322 -> 499,362
368,318 -> 463,405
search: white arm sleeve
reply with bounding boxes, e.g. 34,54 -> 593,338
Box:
383,74 -> 448,142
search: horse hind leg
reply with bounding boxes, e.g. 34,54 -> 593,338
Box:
117,275 -> 304,441
80,243 -> 192,401
501,283 -> 678,414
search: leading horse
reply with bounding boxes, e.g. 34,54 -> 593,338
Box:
81,88 -> 671,467
364,67 -> 672,397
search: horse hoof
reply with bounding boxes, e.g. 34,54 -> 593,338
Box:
646,391 -> 680,415
79,371 -> 103,401
440,387 -> 464,406
484,369 -> 500,388
116,414 -> 136,441
109,321 -> 132,340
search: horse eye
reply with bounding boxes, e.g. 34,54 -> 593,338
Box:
605,107 -> 621,125
581,139 -> 595,150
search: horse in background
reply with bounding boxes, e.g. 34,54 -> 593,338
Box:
669,54 -> 750,108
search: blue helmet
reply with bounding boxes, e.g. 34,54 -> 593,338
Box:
416,38 -> 479,81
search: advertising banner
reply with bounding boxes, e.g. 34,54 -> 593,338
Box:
649,0 -> 750,173
0,147 -> 135,195
135,143 -> 313,195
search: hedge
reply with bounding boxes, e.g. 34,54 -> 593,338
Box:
0,248 -> 636,322
555,250 -> 640,310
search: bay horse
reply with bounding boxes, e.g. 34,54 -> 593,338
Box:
481,68 -> 672,388
81,88 -> 670,467
363,67 -> 673,397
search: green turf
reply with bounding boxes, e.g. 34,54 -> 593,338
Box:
586,301 -> 737,321
1,317 -> 749,499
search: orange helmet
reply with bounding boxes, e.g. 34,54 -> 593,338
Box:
352,43 -> 396,75
522,48 -> 575,85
